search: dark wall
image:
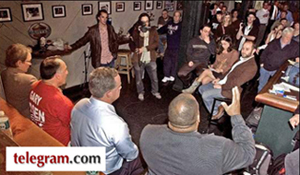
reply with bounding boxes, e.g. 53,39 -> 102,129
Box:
173,1 -> 204,91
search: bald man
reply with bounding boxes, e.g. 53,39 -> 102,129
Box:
140,87 -> 255,175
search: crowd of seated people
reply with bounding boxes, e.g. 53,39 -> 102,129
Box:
1,1 -> 299,174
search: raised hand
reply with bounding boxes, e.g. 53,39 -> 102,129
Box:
221,86 -> 241,116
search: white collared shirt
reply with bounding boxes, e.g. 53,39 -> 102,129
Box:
71,97 -> 139,174
219,56 -> 254,85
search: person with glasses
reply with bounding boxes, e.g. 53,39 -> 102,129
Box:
66,10 -> 118,68
1,43 -> 37,118
131,13 -> 161,101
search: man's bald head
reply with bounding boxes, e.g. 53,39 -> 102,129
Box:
168,93 -> 200,129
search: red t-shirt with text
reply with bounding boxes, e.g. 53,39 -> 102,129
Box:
29,81 -> 74,146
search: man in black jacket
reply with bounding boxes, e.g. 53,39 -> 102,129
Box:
67,10 -> 118,68
258,27 -> 299,92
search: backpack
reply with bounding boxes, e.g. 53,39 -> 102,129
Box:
267,131 -> 299,175
246,143 -> 273,175
268,153 -> 286,175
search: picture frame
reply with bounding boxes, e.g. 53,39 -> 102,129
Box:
145,0 -> 154,11
52,5 -> 66,18
116,2 -> 125,12
156,1 -> 163,9
21,3 -> 44,22
98,1 -> 111,15
165,1 -> 175,12
176,0 -> 184,10
0,7 -> 12,22
82,4 -> 93,16
133,2 -> 141,11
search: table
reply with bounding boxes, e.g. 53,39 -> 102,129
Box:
0,98 -> 86,175
254,62 -> 299,158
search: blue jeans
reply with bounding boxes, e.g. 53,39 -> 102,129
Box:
258,67 -> 277,92
133,61 -> 159,95
158,34 -> 167,54
100,59 -> 115,68
198,83 -> 225,115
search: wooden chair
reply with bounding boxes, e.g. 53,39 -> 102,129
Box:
115,49 -> 134,84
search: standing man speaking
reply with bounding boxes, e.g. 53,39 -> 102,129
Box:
67,10 -> 118,68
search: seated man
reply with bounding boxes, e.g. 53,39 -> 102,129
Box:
178,24 -> 216,87
1,43 -> 37,118
71,67 -> 143,175
140,87 -> 255,175
29,56 -> 73,146
258,27 -> 299,92
199,40 -> 257,120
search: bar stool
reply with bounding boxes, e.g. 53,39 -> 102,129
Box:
115,49 -> 134,84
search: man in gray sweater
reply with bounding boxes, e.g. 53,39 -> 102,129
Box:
140,87 -> 255,175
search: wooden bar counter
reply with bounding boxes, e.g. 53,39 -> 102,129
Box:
254,62 -> 299,157
255,62 -> 299,112
0,98 -> 86,175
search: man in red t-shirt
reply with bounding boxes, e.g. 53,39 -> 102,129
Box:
29,56 -> 73,146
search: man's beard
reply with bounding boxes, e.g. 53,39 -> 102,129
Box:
241,52 -> 254,60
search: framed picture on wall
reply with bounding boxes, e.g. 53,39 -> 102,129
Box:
21,3 -> 44,22
133,2 -> 141,11
176,0 -> 184,10
156,1 -> 163,9
99,1 -> 111,14
82,4 -> 93,16
145,0 -> 153,11
165,1 -> 175,12
52,5 -> 66,18
116,2 -> 125,12
0,7 -> 12,22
